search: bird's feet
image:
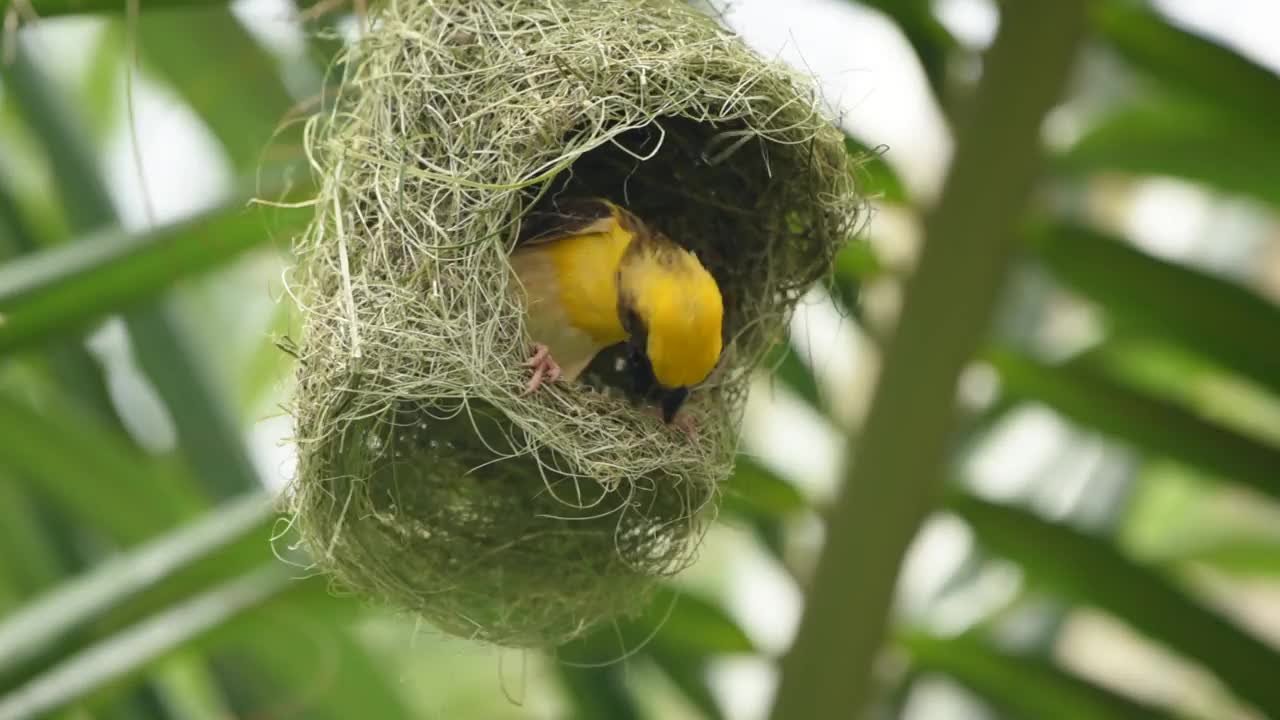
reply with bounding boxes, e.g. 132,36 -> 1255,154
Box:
670,412 -> 699,441
646,405 -> 700,441
523,343 -> 562,394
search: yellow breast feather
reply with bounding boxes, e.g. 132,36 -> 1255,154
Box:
544,225 -> 631,345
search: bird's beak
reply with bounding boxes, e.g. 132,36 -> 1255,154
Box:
660,386 -> 690,424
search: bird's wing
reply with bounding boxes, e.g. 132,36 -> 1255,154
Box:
509,236 -> 611,382
518,198 -> 632,247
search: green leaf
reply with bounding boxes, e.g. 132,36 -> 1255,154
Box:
1070,1 -> 1280,202
0,176 -> 119,426
0,395 -> 203,546
1159,537 -> 1280,579
0,566 -> 294,720
556,586 -> 752,720
556,663 -> 642,720
1033,223 -> 1280,400
0,493 -> 274,688
0,479 -> 65,606
123,305 -> 270,501
1058,98 -> 1280,207
1081,338 -> 1280,447
947,492 -> 1280,718
638,591 -> 748,720
138,7 -> 301,173
762,340 -> 823,415
643,587 -> 755,656
719,457 -> 798,566
4,45 -> 289,716
0,488 -> 401,719
830,240 -> 881,318
0,0 -> 225,17
2,42 -> 282,502
0,42 -> 115,234
564,585 -> 756,664
844,135 -> 907,204
0,176 -> 38,257
646,647 -> 724,720
722,456 -> 807,519
0,200 -> 309,354
1091,2 -> 1280,132
221,623 -> 412,720
988,349 -> 1280,503
903,630 -> 1175,720
78,22 -> 127,144
146,652 -> 236,720
562,586 -> 755,664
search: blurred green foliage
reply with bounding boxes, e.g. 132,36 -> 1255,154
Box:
2,0 -> 1280,719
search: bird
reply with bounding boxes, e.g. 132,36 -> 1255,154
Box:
509,197 -> 724,426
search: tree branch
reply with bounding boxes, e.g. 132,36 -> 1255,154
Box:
770,2 -> 1088,717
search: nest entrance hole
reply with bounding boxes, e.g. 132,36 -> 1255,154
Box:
521,115 -> 820,379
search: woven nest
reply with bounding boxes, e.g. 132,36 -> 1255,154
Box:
287,0 -> 861,648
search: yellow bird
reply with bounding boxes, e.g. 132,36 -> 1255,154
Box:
510,198 -> 724,425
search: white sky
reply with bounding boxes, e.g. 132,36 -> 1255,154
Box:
723,0 -> 955,200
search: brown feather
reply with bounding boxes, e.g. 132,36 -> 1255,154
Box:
518,197 -> 619,246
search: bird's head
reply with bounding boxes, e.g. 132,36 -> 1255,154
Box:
617,235 -> 724,423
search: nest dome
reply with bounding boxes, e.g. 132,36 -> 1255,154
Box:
288,0 -> 860,647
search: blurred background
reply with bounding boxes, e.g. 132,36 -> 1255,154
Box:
2,0 -> 1279,718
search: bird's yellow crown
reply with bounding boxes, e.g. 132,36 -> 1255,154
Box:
621,244 -> 724,389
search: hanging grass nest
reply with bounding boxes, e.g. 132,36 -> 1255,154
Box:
287,0 -> 861,648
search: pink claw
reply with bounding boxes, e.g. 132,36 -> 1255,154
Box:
671,412 -> 700,441
523,343 -> 562,394
646,405 -> 700,441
